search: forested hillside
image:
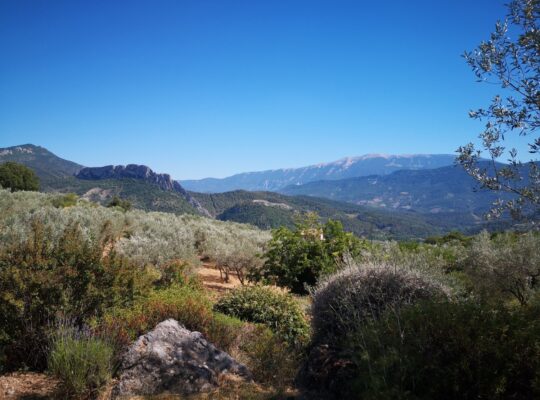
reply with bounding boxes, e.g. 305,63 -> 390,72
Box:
281,163 -> 508,214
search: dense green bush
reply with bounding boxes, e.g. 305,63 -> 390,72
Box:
311,262 -> 447,344
214,286 -> 309,346
0,217 -> 153,371
0,161 -> 40,192
48,322 -> 113,398
343,300 -> 540,399
253,213 -> 367,294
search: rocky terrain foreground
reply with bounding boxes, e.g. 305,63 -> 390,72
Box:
112,319 -> 252,398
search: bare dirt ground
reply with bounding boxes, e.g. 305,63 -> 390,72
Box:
197,261 -> 243,298
0,372 -> 60,399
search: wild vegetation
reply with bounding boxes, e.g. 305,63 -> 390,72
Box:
251,213 -> 367,294
0,161 -> 40,192
1,179 -> 540,399
214,285 -> 310,346
1,0 -> 539,398
0,190 -> 268,369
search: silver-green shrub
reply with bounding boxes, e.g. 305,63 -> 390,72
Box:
311,261 -> 449,344
464,231 -> 540,305
0,189 -> 270,271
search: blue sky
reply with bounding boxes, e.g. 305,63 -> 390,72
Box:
0,0 -> 514,179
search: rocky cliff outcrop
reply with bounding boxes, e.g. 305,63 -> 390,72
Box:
76,165 -> 211,216
112,319 -> 251,398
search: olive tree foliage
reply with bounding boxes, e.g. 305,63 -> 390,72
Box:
457,0 -> 540,220
0,189 -> 269,270
464,231 -> 540,305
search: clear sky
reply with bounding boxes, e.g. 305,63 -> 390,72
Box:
0,0 -> 513,179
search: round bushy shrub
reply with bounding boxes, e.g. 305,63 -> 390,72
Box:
214,286 -> 309,346
311,262 -> 448,344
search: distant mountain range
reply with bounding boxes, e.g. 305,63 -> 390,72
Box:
281,165 -> 506,215
0,144 -> 521,239
180,154 -> 457,193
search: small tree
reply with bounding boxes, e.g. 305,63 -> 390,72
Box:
252,212 -> 366,294
457,0 -> 540,220
0,162 -> 40,192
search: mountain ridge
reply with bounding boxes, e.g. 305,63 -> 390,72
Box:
0,143 -> 523,239
180,154 -> 457,193
76,165 -> 210,216
0,144 -> 83,180
0,144 -> 207,216
280,163 -> 508,214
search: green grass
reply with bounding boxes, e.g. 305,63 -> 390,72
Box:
48,328 -> 113,397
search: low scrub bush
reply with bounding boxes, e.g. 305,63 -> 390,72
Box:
48,322 -> 114,398
311,262 -> 448,344
100,285 -> 243,353
214,286 -> 309,346
343,300 -> 540,399
51,192 -> 79,208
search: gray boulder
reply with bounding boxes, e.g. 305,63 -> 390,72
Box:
112,319 -> 251,398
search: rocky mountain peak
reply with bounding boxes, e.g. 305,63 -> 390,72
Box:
76,164 -> 211,216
